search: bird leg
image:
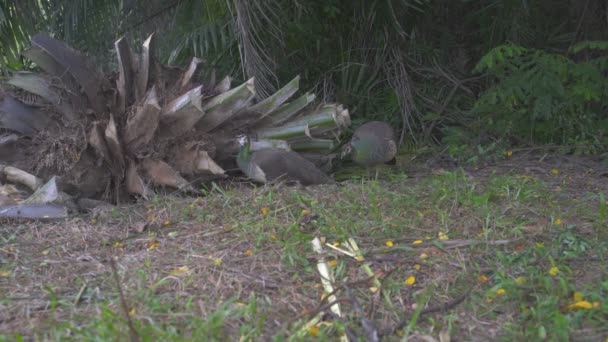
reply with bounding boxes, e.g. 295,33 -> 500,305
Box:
375,166 -> 380,180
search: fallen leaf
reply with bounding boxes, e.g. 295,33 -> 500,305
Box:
170,265 -> 190,276
147,241 -> 160,250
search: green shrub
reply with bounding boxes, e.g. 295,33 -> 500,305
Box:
471,42 -> 608,154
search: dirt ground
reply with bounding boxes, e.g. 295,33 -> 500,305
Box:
1,152 -> 607,340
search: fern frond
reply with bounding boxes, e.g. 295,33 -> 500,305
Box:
569,40 -> 608,54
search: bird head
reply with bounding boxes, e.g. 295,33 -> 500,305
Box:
340,143 -> 353,159
237,135 -> 252,158
237,135 -> 249,147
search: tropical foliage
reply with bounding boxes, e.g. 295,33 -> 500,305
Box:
1,0 -> 608,150
471,43 -> 608,154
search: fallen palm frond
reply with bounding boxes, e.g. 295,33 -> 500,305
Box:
0,32 -> 351,203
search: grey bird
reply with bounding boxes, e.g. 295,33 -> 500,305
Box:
341,121 -> 397,179
237,138 -> 333,185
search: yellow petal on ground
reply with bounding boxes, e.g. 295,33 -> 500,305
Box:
385,240 -> 394,247
573,292 -> 584,301
549,266 -> 559,276
147,241 -> 160,250
554,218 -> 562,225
328,260 -> 338,267
478,275 -> 489,283
550,169 -> 559,175
245,249 -> 254,256
163,220 -> 171,226
438,231 -> 449,240
261,207 -> 270,216
170,265 -> 190,276
129,308 -> 136,316
414,264 -> 421,270
516,277 -> 526,285
419,253 -> 429,260
300,209 -> 310,216
507,151 -> 513,157
213,258 -> 222,266
565,301 -> 594,311
404,276 -> 416,286
308,325 -> 319,337
496,288 -> 506,295
412,240 -> 423,245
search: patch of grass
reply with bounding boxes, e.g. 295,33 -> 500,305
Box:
22,295 -> 269,341
1,156 -> 607,340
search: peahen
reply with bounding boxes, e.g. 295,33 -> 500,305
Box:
237,138 -> 333,185
341,121 -> 397,179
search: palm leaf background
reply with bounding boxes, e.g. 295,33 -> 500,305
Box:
0,0 -> 606,143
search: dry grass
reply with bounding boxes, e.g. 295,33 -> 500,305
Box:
1,153 -> 608,341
